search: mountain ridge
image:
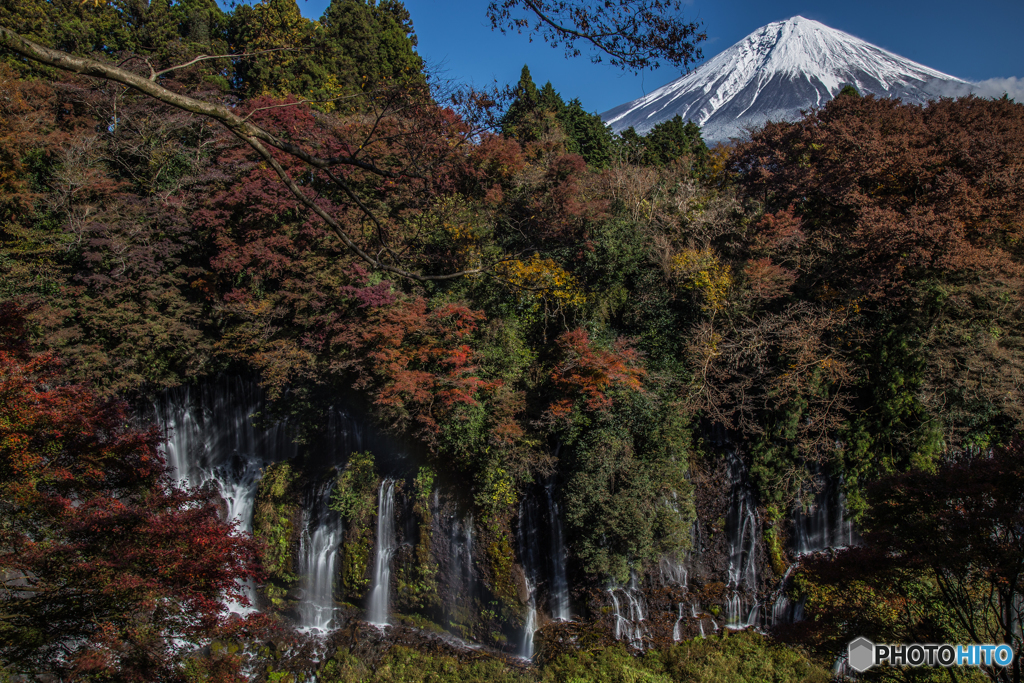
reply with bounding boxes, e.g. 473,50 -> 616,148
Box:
601,16 -> 970,143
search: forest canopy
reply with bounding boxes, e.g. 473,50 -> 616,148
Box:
0,1 -> 1022,681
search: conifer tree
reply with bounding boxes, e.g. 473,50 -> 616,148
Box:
559,98 -> 613,168
501,64 -> 542,142
230,0 -> 315,98
230,0 -> 424,107
642,115 -> 708,173
837,83 -> 861,98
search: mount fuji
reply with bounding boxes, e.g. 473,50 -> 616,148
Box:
601,16 -> 971,143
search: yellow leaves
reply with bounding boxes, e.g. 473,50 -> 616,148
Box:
419,195 -> 482,266
315,74 -> 342,113
497,253 -> 587,310
488,468 -> 517,508
242,298 -> 273,318
671,247 -> 731,312
443,221 -> 475,244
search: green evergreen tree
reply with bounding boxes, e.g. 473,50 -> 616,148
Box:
558,98 -> 613,168
642,115 -> 708,174
229,0 -> 317,99
502,72 -> 611,166
0,0 -> 229,67
537,80 -> 565,114
612,126 -> 646,164
318,0 -> 424,94
837,83 -> 862,98
231,0 -> 424,108
500,64 -> 542,142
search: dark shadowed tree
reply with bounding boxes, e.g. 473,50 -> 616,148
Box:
0,304 -> 264,681
792,440 -> 1024,683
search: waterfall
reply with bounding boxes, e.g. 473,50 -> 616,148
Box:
367,480 -> 397,626
659,557 -> 687,587
792,475 -> 860,555
724,451 -> 760,629
608,573 -> 646,649
297,480 -> 342,632
450,513 -> 476,600
518,497 -> 541,658
440,503 -> 478,634
609,590 -> 628,641
725,592 -> 742,626
767,563 -> 794,627
464,513 -> 474,587
520,578 -> 537,659
154,379 -> 297,516
150,378 -> 298,613
771,595 -> 791,626
545,484 -> 571,621
692,603 -> 705,638
672,602 -> 685,641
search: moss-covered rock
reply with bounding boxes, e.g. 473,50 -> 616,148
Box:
331,451 -> 380,601
395,466 -> 440,611
253,461 -> 301,610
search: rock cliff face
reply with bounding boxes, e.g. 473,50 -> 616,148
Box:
601,16 -> 969,143
147,377 -> 857,657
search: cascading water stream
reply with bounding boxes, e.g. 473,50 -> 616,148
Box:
724,450 -> 760,629
659,557 -> 688,587
608,573 -> 646,649
297,480 -> 342,632
368,480 -> 397,626
672,603 -> 686,641
691,603 -> 705,638
545,484 -> 571,621
609,590 -> 628,640
151,378 -> 298,614
520,579 -> 538,659
450,514 -> 476,600
793,475 -> 859,555
517,496 -> 541,658
464,514 -> 474,587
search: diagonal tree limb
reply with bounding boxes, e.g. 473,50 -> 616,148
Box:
0,26 -> 484,281
238,131 -> 483,282
0,27 -> 398,178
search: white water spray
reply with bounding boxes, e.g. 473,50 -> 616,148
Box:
367,480 -> 397,626
297,481 -> 342,631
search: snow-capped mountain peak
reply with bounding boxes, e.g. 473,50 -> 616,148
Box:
601,16 -> 968,143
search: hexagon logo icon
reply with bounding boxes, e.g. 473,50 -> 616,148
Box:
848,637 -> 875,672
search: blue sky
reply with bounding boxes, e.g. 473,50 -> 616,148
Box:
295,0 -> 1024,115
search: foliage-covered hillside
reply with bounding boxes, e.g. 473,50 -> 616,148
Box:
1,1 -> 1023,681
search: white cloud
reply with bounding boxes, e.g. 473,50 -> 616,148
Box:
968,77 -> 1024,102
933,77 -> 1024,102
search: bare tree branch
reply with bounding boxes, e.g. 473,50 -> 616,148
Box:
151,47 -> 296,81
0,27 -> 482,282
487,0 -> 706,72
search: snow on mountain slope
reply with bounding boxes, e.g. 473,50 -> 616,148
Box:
601,16 -> 969,143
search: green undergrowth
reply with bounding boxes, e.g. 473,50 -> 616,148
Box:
331,451 -> 380,600
305,632 -> 830,683
253,462 -> 301,609
540,633 -> 830,683
395,466 -> 440,611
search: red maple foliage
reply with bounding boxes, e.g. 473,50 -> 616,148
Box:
547,328 -> 646,419
0,304 -> 263,681
733,95 -> 1024,297
331,297 -> 497,440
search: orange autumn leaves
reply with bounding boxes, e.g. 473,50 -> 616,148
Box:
547,328 -> 646,420
334,297 -> 493,439
335,297 -> 646,439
